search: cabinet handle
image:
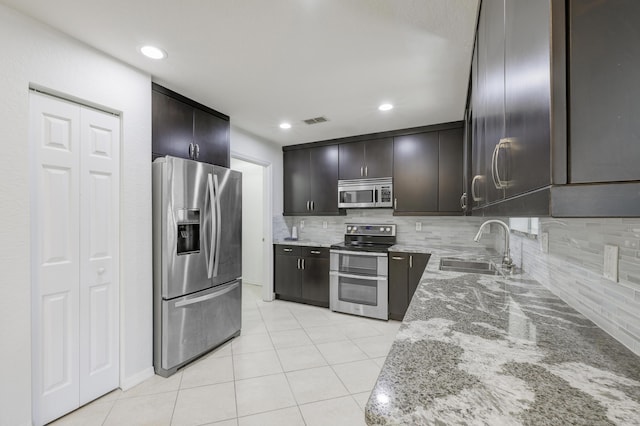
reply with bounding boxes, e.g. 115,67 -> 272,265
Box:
391,256 -> 405,260
460,193 -> 468,210
301,258 -> 305,269
283,248 -> 293,252
195,143 -> 200,159
306,201 -> 310,211
297,258 -> 301,269
409,255 -> 413,268
365,166 -> 368,177
360,166 -> 364,177
310,250 -> 321,254
311,201 -> 314,211
394,198 -> 397,210
471,175 -> 483,202
188,143 -> 195,159
491,138 -> 510,190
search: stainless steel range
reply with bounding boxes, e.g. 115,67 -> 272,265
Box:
329,224 -> 396,320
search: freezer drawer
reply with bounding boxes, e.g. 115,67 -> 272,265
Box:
155,280 -> 241,377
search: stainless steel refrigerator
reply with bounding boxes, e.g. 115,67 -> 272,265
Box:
152,156 -> 242,377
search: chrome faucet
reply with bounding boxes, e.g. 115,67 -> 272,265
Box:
474,219 -> 513,269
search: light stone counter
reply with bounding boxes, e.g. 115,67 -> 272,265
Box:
366,247 -> 640,425
273,239 -> 340,248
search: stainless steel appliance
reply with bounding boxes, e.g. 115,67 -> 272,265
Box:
338,178 -> 393,208
153,156 -> 242,377
330,224 -> 396,320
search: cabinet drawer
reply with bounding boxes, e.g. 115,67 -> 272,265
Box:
274,245 -> 301,256
302,247 -> 329,258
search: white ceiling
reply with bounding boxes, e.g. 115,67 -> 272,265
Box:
2,0 -> 479,146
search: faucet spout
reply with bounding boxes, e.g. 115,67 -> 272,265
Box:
474,219 -> 513,268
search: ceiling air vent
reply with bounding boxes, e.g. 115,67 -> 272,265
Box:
303,116 -> 328,125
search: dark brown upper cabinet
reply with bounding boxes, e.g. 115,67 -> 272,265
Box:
152,83 -> 230,168
466,0 -> 640,217
338,138 -> 393,180
283,145 -> 340,216
393,127 -> 464,215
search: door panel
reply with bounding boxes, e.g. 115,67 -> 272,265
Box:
438,128 -> 464,212
162,157 -> 211,299
301,256 -> 329,306
393,132 -> 439,213
211,166 -> 242,286
79,107 -> 120,404
309,145 -> 339,214
162,281 -> 242,371
504,0 -> 551,196
31,93 -> 81,425
338,141 -> 365,180
194,108 -> 230,167
283,149 -> 310,214
364,138 -> 393,178
388,253 -> 408,320
152,91 -> 193,160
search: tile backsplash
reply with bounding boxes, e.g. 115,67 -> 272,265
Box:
274,209 -> 497,249
510,218 -> 640,356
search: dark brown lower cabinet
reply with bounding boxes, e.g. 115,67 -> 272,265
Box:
388,252 -> 430,320
274,245 -> 329,307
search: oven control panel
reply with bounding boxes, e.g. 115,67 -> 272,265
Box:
345,223 -> 396,236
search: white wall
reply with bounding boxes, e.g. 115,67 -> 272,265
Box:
230,159 -> 265,286
230,126 -> 283,216
0,5 -> 153,425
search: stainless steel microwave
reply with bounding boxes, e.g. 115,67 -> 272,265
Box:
337,178 -> 393,208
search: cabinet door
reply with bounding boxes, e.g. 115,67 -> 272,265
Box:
274,255 -> 301,298
309,145 -> 339,214
364,138 -> 393,178
470,35 -> 487,210
393,132 -> 439,213
408,253 -> 430,301
388,252 -> 409,321
504,0 -> 551,197
482,0 -> 507,205
569,0 -> 640,183
438,129 -> 464,213
338,141 -> 365,180
283,149 -> 310,214
301,252 -> 329,307
193,108 -> 230,168
152,91 -> 193,160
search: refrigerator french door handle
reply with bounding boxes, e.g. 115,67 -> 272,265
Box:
174,281 -> 240,307
206,173 -> 215,279
212,174 -> 222,278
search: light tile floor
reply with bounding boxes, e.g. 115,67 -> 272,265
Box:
51,284 -> 401,426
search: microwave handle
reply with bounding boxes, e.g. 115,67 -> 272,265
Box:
374,187 -> 378,203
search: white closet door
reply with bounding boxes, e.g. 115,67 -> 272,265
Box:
30,93 -> 81,425
30,92 -> 120,425
79,107 -> 120,404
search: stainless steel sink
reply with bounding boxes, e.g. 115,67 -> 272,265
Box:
438,258 -> 499,275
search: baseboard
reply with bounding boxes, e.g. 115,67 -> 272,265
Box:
120,366 -> 155,391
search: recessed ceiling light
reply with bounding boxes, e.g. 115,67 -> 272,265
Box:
140,45 -> 167,60
378,103 -> 394,111
279,122 -> 292,129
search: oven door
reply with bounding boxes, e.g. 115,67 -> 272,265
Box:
338,184 -> 376,208
330,271 -> 388,320
330,249 -> 387,276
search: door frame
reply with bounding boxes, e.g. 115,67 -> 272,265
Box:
230,151 -> 274,302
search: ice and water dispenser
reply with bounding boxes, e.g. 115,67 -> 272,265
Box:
176,209 -> 200,255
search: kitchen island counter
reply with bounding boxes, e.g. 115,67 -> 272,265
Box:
365,247 -> 640,425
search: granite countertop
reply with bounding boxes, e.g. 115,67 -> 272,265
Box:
273,239 -> 338,248
366,246 -> 640,425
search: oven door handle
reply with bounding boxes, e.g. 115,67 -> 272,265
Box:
330,249 -> 387,257
329,271 -> 384,281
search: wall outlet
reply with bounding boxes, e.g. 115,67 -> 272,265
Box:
540,232 -> 549,254
300,220 -> 305,229
322,221 -> 328,229
416,222 -> 422,231
603,244 -> 619,282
